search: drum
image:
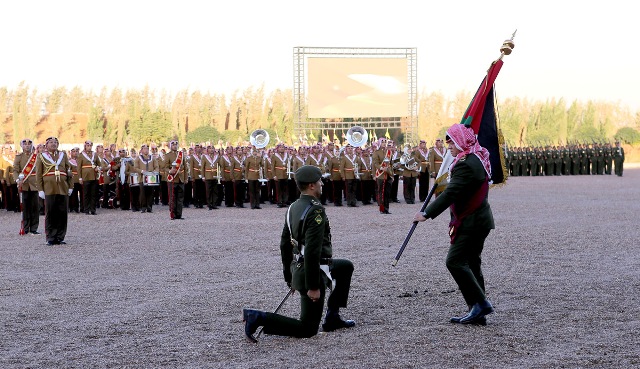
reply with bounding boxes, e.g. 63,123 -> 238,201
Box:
129,173 -> 140,187
143,172 -> 160,186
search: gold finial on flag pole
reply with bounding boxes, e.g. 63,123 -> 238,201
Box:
498,29 -> 517,60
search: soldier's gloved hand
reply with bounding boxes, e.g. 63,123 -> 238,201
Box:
38,191 -> 45,199
68,188 -> 73,196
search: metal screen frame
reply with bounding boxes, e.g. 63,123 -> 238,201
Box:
293,47 -> 417,143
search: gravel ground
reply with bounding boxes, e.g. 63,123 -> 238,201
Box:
1,166 -> 639,368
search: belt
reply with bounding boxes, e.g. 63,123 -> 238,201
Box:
275,166 -> 286,170
205,169 -> 216,172
81,165 -> 94,168
294,254 -> 332,265
44,172 -> 68,177
72,171 -> 78,175
249,169 -> 259,172
332,169 -> 339,172
421,161 -> 427,163
224,170 -> 231,173
233,168 -> 242,172
435,161 -> 442,164
345,168 -> 353,171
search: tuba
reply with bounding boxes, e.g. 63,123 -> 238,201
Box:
250,129 -> 270,149
345,126 -> 368,148
399,144 -> 419,171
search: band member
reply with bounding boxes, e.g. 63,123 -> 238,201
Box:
36,137 -> 73,245
339,144 -> 358,207
305,144 -> 328,205
357,148 -> 374,205
99,145 -> 115,209
133,144 -> 159,213
402,145 -> 419,204
113,149 -> 133,210
263,149 -> 276,204
373,138 -> 394,214
428,138 -> 447,180
323,142 -> 336,204
327,146 -> 343,206
243,165 -> 355,342
390,142 -> 401,203
414,124 -> 495,325
156,146 -> 169,205
231,147 -> 246,208
68,147 -> 82,213
416,140 -> 430,202
4,158 -> 19,212
76,140 -> 101,215
190,144 -> 206,208
14,138 -> 40,234
244,148 -> 263,209
201,145 -> 220,210
220,146 -> 235,207
163,140 -> 188,220
271,144 -> 289,208
183,147 -> 193,208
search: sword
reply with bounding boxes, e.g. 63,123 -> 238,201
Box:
392,172 -> 449,266
255,288 -> 295,339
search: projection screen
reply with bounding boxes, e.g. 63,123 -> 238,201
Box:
307,58 -> 408,118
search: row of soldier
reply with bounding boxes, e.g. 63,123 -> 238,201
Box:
1,137 -> 449,221
506,142 -> 625,177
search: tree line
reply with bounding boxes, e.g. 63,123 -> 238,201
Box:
2,82 -> 639,148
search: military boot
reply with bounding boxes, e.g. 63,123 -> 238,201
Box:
243,309 -> 266,343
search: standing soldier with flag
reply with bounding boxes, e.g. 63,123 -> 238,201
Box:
414,124 -> 495,324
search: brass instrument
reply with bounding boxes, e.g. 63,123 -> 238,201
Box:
399,145 -> 419,171
346,126 -> 368,147
250,129 -> 270,149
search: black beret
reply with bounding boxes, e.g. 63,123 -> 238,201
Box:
295,165 -> 322,184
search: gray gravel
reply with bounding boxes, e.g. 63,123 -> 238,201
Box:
1,166 -> 639,368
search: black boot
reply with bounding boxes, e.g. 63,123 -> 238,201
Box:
322,309 -> 356,332
242,309 -> 266,343
452,300 -> 493,325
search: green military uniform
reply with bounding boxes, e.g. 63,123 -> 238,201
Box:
422,153 -> 494,321
243,165 -> 355,341
36,145 -> 73,245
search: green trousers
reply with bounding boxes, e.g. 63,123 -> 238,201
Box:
446,229 -> 490,306
262,259 -> 353,338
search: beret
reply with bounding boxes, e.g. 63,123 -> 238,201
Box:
295,165 -> 322,184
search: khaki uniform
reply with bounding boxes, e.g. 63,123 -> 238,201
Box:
339,153 -> 358,206
201,153 -> 220,209
14,151 -> 39,232
163,150 -> 188,219
271,152 -> 290,207
245,155 -> 263,208
36,150 -> 73,243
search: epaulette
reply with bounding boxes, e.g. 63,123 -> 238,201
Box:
459,155 -> 467,162
311,199 -> 321,206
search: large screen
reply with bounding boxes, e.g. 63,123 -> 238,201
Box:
307,58 -> 408,118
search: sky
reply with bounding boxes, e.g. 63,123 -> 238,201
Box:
1,0 -> 639,111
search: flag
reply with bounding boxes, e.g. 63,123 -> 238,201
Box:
459,59 -> 507,185
385,128 -> 391,139
309,131 -> 316,141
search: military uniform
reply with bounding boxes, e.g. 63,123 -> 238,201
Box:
76,150 -> 101,214
416,147 -> 430,202
36,148 -> 73,245
68,155 -> 83,212
372,147 -> 393,214
133,154 -> 159,212
401,153 -> 419,204
201,152 -> 220,209
305,152 -> 328,205
163,149 -> 188,219
220,153 -> 235,207
190,153 -> 206,208
244,154 -> 263,209
243,165 -> 355,341
327,153 -> 343,206
614,144 -> 625,176
339,152 -> 358,207
271,151 -> 289,208
14,151 -> 40,233
357,155 -> 374,205
231,155 -> 246,208
421,154 -> 494,321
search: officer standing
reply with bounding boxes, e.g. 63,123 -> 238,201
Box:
243,165 -> 355,342
414,124 -> 495,325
